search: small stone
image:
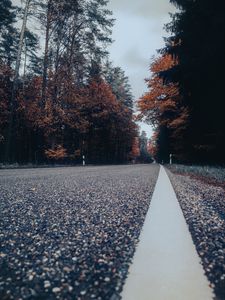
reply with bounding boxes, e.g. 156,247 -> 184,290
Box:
30,289 -> 37,297
52,287 -> 61,293
104,277 -> 110,282
28,275 -> 34,281
42,257 -> 48,263
63,267 -> 71,273
80,290 -> 86,296
44,281 -> 51,288
68,286 -> 73,292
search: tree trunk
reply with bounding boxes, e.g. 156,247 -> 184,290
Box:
42,0 -> 52,108
5,0 -> 31,162
23,37 -> 27,93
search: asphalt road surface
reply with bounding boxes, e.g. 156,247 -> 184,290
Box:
0,165 -> 159,300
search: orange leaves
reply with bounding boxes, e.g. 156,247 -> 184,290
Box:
137,54 -> 189,133
137,54 -> 180,127
0,60 -> 136,163
150,54 -> 177,74
87,79 -> 118,113
130,137 -> 140,159
83,79 -> 131,132
45,145 -> 67,160
147,131 -> 158,158
137,54 -> 190,160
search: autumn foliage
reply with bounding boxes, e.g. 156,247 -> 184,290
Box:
0,71 -> 136,163
45,145 -> 67,160
130,137 -> 140,161
137,54 -> 189,162
0,0 -> 138,164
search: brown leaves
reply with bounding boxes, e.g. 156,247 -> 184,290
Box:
0,55 -> 136,163
147,131 -> 158,158
137,54 -> 190,131
45,145 -> 67,160
137,54 -> 181,127
137,54 -> 190,160
130,137 -> 140,159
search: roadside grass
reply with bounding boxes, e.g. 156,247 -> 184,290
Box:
166,164 -> 225,186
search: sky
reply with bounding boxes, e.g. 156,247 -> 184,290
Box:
107,0 -> 176,138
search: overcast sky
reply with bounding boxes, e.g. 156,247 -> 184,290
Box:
107,0 -> 176,137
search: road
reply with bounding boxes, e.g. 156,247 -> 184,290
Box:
122,166 -> 214,300
0,165 -> 159,300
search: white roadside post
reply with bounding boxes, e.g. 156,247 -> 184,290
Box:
170,153 -> 173,165
82,155 -> 85,166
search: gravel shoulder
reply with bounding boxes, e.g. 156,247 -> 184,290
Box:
166,167 -> 225,300
0,164 -> 159,300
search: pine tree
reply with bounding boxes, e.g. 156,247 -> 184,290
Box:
0,0 -> 18,67
163,0 -> 225,163
0,0 -> 15,32
103,60 -> 133,109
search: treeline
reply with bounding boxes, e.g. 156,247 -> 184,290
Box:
130,131 -> 153,164
0,0 -> 137,164
138,0 -> 225,164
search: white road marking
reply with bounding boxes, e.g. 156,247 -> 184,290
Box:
121,166 -> 214,300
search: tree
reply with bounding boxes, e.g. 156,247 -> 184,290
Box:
0,0 -> 18,68
4,0 -> 32,162
40,0 -> 114,107
0,0 -> 137,165
138,131 -> 153,163
103,60 -> 133,109
147,131 -> 158,160
45,145 -> 67,160
23,30 -> 41,76
41,0 -> 53,107
162,0 -> 225,163
0,0 -> 16,32
81,78 -> 135,163
137,54 -> 189,162
0,62 -> 11,147
130,136 -> 140,162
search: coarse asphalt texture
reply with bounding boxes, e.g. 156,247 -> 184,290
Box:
0,164 -> 159,300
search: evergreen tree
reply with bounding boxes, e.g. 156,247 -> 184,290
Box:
0,0 -> 16,32
103,60 -> 133,109
0,0 -> 18,67
139,131 -> 153,163
163,0 -> 225,163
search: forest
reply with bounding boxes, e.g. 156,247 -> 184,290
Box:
0,0 -> 224,165
0,0 -> 147,164
138,0 -> 225,164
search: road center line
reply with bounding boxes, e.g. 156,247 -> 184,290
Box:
121,165 -> 214,300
